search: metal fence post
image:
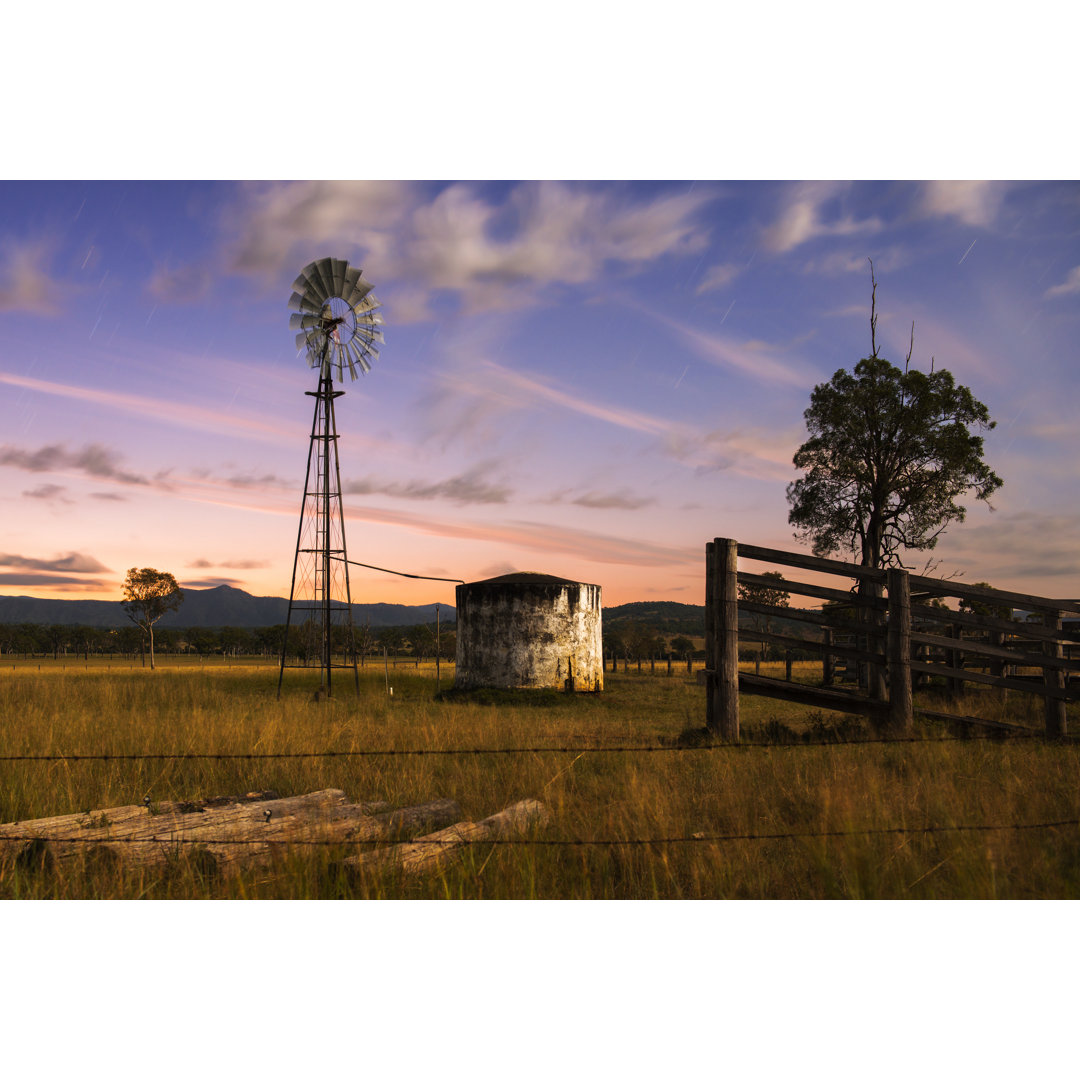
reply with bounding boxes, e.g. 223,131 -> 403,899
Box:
887,568 -> 913,736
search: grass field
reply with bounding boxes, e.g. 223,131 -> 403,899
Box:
0,656 -> 1077,899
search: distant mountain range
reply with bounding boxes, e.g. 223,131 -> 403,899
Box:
0,586 -> 832,643
0,585 -> 452,630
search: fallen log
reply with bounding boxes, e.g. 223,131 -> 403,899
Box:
346,798 -> 549,878
0,791 -> 460,873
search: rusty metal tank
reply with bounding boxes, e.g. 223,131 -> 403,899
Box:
453,572 -> 603,691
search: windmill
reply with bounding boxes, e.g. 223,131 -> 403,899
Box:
277,257 -> 384,697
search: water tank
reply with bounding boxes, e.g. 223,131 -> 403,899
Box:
454,572 -> 603,691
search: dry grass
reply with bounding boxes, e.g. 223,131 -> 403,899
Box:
0,656 -> 1076,899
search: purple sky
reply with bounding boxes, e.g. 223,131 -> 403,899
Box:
1,179 -> 1076,608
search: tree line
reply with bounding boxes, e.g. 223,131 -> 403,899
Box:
0,621 -> 457,663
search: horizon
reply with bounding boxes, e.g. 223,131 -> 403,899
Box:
1,181 -> 1078,609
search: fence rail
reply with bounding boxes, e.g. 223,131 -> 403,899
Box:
706,538 -> 1079,742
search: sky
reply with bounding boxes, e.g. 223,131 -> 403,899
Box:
1,179 -> 1077,609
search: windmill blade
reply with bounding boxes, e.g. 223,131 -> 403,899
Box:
330,258 -> 348,298
353,297 -> 381,322
350,339 -> 372,374
349,277 -> 375,306
288,290 -> 323,314
291,263 -> 319,294
289,312 -> 326,331
311,257 -> 335,301
342,264 -> 363,300
345,350 -> 359,380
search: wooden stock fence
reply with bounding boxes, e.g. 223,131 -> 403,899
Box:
705,538 -> 1080,742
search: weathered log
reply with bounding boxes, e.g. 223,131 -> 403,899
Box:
0,790 -> 457,873
346,799 -> 549,878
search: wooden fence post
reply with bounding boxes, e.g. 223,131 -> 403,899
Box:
1044,611 -> 1067,738
867,579 -> 887,702
947,626 -> 964,698
822,627 -> 834,686
887,567 -> 913,736
706,538 -> 739,742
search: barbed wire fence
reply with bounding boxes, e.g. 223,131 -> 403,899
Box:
1,735 -> 1077,856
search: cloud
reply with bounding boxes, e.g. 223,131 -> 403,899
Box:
432,351 -> 796,481
0,371 -> 304,445
803,247 -> 909,276
22,483 -> 69,501
0,573 -> 108,588
226,181 -> 417,282
89,492 -> 128,501
918,181 -> 1011,228
344,463 -> 513,506
223,472 -> 287,489
181,577 -> 244,589
225,181 -> 716,319
547,488 -> 657,511
695,262 -> 741,294
937,511 -> 1080,586
0,442 -> 149,485
147,262 -> 212,302
647,310 -> 815,389
1044,266 -> 1080,300
762,182 -> 883,253
0,551 -> 110,573
0,237 -> 64,315
187,558 -> 269,569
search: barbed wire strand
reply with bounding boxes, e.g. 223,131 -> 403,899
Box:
1,730 -> 1076,763
2,817 -> 1077,850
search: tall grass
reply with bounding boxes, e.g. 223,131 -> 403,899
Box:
0,658 -> 1076,898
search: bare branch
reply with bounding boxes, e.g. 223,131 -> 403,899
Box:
868,258 -> 878,358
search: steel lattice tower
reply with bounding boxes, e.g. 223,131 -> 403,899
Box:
277,257 -> 383,697
277,366 -> 360,697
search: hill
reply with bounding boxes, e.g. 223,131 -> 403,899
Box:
603,601 -> 706,635
604,601 -> 824,644
0,585 -> 452,630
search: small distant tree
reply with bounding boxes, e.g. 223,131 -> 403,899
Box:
121,567 -> 183,670
376,626 -> 405,657
669,635 -> 695,660
958,582 -> 1013,621
738,570 -> 790,671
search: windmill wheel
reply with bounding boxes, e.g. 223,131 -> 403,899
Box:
288,257 -> 384,381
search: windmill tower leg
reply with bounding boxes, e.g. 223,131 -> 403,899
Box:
278,371 -> 360,698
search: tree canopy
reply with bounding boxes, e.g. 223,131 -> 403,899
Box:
787,267 -> 1002,570
737,570 -> 790,609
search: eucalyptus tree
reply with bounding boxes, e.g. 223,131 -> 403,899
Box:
121,567 -> 184,669
787,265 -> 1002,573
